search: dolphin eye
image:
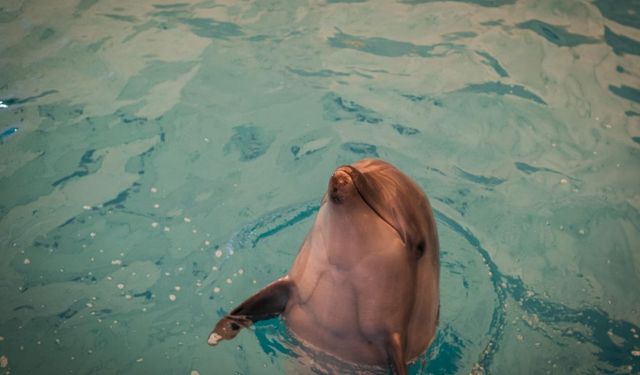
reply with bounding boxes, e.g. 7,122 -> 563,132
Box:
416,241 -> 426,257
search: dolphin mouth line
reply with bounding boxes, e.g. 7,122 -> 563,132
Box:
337,165 -> 405,244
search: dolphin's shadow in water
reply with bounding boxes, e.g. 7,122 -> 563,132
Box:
216,200 -> 639,373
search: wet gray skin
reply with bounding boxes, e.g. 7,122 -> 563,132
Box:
208,159 -> 440,375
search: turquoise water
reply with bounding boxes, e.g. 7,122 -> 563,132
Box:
1,0 -> 639,373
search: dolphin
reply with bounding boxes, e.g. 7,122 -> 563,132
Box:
209,158 -> 440,375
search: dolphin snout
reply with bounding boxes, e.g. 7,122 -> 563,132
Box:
332,169 -> 351,186
329,169 -> 353,203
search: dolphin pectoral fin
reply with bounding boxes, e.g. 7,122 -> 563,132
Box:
208,277 -> 292,346
388,332 -> 408,375
209,315 -> 252,345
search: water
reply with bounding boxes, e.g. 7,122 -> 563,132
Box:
0,0 -> 639,373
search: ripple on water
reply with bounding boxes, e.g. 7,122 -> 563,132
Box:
209,200 -> 640,373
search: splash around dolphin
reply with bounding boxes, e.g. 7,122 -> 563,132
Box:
208,159 -> 440,375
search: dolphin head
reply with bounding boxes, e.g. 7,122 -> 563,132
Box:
324,159 -> 439,261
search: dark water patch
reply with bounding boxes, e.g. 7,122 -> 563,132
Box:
38,102 -> 84,121
514,161 -> 566,177
2,90 -> 58,107
514,161 -> 540,174
180,17 -> 244,39
87,36 -> 110,53
153,3 -> 190,8
118,60 -> 196,100
632,136 -> 640,144
604,26 -> 640,56
480,20 -> 504,26
427,166 -> 447,177
103,189 -> 130,207
58,308 -> 78,320
75,0 -> 100,14
456,167 -> 506,187
289,138 -> 332,160
435,196 -> 465,217
424,326 -> 466,374
51,149 -> 99,187
60,217 -> 76,228
13,305 -> 34,311
118,112 -> 147,125
191,261 -> 208,278
52,170 -> 89,187
247,34 -> 271,42
328,29 -> 461,58
593,0 -> 640,29
0,126 -> 18,144
391,123 -> 420,136
401,94 -> 426,102
625,110 -> 639,117
80,149 -> 96,165
517,20 -> 599,47
101,13 -> 137,23
224,125 -> 275,162
435,189 -> 471,216
443,31 -> 477,41
475,51 -> 509,78
71,274 -> 97,283
33,238 -> 59,248
152,9 -> 189,20
0,7 -> 22,23
122,20 -> 159,43
609,85 -> 640,103
322,92 -> 383,124
455,81 -> 546,105
287,67 -> 350,78
133,290 -> 153,300
96,308 -> 113,318
39,27 -> 55,40
341,142 -> 379,157
400,0 -> 515,6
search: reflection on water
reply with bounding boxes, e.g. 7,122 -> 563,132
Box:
1,0 -> 639,373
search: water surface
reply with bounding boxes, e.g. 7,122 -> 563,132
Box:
0,0 -> 639,374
